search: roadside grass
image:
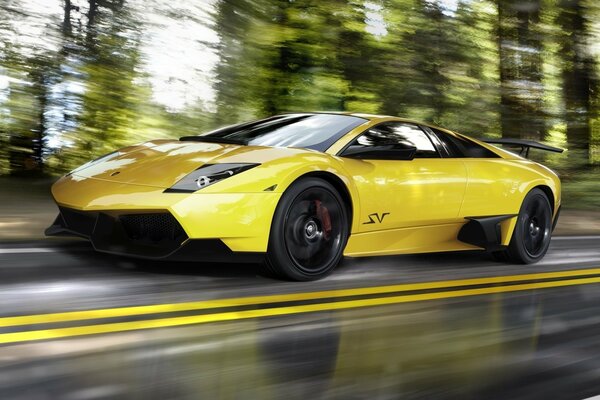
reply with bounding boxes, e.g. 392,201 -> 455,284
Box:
561,170 -> 600,210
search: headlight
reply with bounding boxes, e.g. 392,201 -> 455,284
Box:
165,163 -> 259,193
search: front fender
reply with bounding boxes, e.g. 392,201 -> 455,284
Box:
271,155 -> 362,234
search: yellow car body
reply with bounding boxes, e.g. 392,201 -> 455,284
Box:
47,113 -> 561,277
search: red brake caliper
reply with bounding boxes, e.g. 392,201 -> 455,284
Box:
315,200 -> 332,240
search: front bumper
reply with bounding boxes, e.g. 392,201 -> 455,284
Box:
47,175 -> 281,258
46,207 -> 264,262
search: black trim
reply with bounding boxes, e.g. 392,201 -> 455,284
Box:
420,125 -> 453,157
480,138 -> 564,158
45,213 -> 87,238
163,188 -> 196,193
96,239 -> 265,263
45,208 -> 264,263
179,136 -> 246,145
458,214 -> 517,251
429,128 -> 500,158
58,207 -> 97,236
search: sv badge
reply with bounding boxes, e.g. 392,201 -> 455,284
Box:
363,212 -> 390,225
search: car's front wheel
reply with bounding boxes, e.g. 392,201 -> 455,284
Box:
494,188 -> 553,264
264,178 -> 349,281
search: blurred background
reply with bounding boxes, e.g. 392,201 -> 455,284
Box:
3,3 -> 600,398
0,0 -> 599,236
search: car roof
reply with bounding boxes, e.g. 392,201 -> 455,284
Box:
279,111 -> 450,133
348,112 -> 428,125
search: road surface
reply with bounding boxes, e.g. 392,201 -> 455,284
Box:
1,237 -> 600,399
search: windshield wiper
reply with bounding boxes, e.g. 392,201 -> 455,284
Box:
179,136 -> 247,145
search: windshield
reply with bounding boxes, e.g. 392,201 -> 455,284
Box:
182,113 -> 367,152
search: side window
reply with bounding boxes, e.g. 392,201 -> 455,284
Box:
430,128 -> 499,158
345,122 -> 440,159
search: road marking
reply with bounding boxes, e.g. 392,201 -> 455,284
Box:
1,268 -> 600,328
0,248 -> 56,254
1,275 -> 600,345
553,235 -> 600,240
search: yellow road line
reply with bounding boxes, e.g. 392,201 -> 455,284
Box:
1,275 -> 600,345
2,268 -> 600,328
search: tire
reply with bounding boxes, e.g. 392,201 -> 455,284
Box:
494,188 -> 553,264
264,178 -> 349,281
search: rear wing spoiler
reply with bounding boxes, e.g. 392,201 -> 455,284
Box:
480,138 -> 564,158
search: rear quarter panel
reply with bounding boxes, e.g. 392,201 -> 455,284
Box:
460,158 -> 561,218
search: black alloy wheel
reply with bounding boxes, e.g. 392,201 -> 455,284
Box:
265,178 -> 349,281
494,188 -> 553,264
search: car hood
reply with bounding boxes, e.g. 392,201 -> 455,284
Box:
69,140 -> 316,189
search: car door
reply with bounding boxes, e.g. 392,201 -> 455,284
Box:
338,121 -> 468,233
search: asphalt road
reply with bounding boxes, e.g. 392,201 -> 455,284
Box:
1,237 -> 600,399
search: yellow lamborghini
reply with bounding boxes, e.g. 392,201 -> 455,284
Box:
47,113 -> 562,280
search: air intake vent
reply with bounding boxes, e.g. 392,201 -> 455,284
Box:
59,207 -> 97,237
119,213 -> 186,244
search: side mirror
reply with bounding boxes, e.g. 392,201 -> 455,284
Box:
341,145 -> 417,160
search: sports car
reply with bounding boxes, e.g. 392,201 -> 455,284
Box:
46,112 -> 563,280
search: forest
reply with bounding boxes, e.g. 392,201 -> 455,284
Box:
0,0 -> 599,206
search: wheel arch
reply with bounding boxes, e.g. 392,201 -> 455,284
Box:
532,184 -> 555,213
500,183 -> 557,247
292,171 -> 355,232
264,171 -> 354,280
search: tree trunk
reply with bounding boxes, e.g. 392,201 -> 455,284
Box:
262,1 -> 291,115
86,0 -> 98,44
558,0 -> 595,167
88,0 -> 97,25
497,0 -> 545,140
63,0 -> 72,34
33,74 -> 47,173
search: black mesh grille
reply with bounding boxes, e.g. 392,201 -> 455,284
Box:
119,213 -> 186,244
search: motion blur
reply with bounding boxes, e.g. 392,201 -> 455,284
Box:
2,1 -> 600,399
1,1 -> 599,200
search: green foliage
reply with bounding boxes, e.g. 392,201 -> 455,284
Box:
0,0 -> 599,205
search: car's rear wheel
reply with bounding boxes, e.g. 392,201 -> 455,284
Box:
264,178 -> 349,281
493,188 -> 553,264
